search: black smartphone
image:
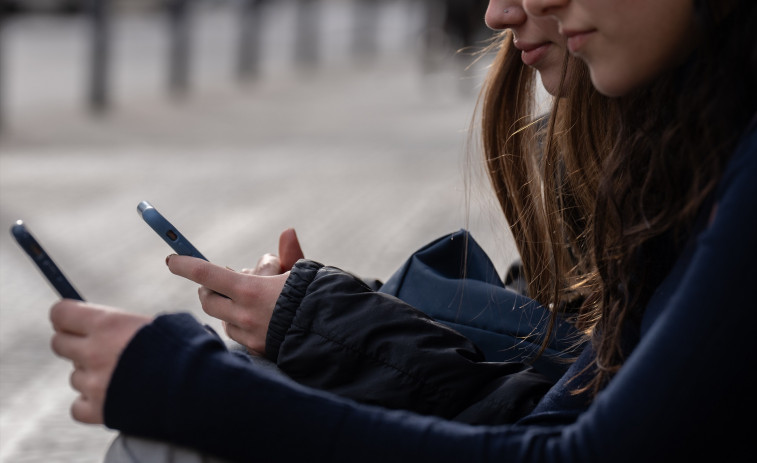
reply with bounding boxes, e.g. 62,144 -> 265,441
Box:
137,201 -> 208,260
10,220 -> 85,301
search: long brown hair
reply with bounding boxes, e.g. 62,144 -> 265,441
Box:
477,32 -> 615,350
480,2 -> 756,395
478,0 -> 755,396
577,0 -> 757,394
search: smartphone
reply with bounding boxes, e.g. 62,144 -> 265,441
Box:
137,201 -> 208,260
10,220 -> 85,301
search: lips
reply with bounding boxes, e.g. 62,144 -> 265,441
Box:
516,42 -> 551,67
561,28 -> 596,54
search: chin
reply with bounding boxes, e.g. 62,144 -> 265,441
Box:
540,75 -> 562,98
588,69 -> 632,98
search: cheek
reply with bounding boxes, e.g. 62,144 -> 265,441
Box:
586,36 -> 687,97
584,1 -> 696,96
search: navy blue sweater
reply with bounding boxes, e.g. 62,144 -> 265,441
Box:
104,126 -> 757,462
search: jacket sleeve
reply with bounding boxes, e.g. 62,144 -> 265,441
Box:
265,260 -> 552,423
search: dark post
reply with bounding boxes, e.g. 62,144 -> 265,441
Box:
88,0 -> 112,113
351,0 -> 379,60
237,0 -> 263,82
294,0 -> 319,68
167,0 -> 192,98
0,6 -> 5,134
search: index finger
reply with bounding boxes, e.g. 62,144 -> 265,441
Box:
166,255 -> 242,297
50,299 -> 99,336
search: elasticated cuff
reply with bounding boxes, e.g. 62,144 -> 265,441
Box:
265,259 -> 323,362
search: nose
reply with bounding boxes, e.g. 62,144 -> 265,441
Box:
485,4 -> 527,31
523,0 -> 568,17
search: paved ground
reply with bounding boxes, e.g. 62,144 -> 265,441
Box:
0,3 -> 517,461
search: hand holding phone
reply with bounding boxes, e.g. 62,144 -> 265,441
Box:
137,201 -> 207,260
11,220 -> 84,301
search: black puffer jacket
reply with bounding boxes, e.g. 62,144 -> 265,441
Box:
266,260 -> 555,424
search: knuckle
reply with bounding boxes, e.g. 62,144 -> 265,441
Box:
255,255 -> 281,276
236,312 -> 256,329
189,266 -> 208,282
88,375 -> 108,397
50,335 -> 62,356
49,299 -> 71,326
49,303 -> 61,324
183,262 -> 211,283
70,398 -> 90,423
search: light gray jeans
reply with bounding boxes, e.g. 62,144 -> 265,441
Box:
104,435 -> 233,463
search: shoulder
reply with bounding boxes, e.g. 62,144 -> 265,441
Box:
710,122 -> 757,232
717,119 -> 757,195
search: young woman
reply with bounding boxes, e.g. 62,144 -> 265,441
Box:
49,0 -> 756,461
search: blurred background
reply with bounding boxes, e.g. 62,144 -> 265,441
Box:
0,1 -> 520,461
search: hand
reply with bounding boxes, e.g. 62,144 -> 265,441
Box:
49,300 -> 151,425
167,255 -> 289,356
247,228 -> 305,276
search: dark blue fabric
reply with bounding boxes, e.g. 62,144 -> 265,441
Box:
379,230 -> 580,381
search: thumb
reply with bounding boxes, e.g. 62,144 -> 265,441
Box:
279,228 -> 305,271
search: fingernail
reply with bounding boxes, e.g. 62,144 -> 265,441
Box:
166,254 -> 175,266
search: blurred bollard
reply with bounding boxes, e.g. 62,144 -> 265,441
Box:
419,0 -> 489,93
351,0 -> 379,60
419,0 -> 446,74
294,0 -> 320,68
88,0 -> 112,114
237,0 -> 264,82
442,0 -> 489,54
167,0 -> 193,98
0,7 -> 4,134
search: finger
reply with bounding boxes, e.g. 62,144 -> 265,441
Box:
200,283 -> 268,332
224,321 -> 265,355
70,368 -> 107,398
69,368 -> 88,393
254,253 -> 283,276
167,255 -> 242,297
51,331 -> 88,362
50,299 -> 97,335
279,228 -> 304,271
198,286 -> 237,322
71,395 -> 103,425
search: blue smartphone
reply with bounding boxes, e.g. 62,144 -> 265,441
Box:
11,220 -> 85,301
137,201 -> 208,260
